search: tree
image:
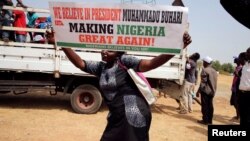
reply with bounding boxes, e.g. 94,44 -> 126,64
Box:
199,60 -> 234,75
221,63 -> 234,74
212,60 -> 221,71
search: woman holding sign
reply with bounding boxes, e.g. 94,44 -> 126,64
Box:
48,1 -> 190,140
47,29 -> 191,141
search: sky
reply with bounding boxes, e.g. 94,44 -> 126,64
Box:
18,0 -> 250,64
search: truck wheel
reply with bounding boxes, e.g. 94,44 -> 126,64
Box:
71,84 -> 102,114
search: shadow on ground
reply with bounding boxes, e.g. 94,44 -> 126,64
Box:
0,93 -> 73,112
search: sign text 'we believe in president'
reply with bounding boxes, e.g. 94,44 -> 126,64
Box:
49,2 -> 188,54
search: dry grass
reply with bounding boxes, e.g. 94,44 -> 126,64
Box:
216,74 -> 233,99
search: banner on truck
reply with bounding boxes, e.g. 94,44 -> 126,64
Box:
49,2 -> 188,54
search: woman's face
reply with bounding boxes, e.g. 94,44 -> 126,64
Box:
101,50 -> 119,62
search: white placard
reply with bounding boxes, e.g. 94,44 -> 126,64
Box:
49,2 -> 188,54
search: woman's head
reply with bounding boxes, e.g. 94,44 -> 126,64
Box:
101,50 -> 125,62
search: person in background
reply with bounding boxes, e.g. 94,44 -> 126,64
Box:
0,0 -> 13,42
233,52 -> 246,122
230,57 -> 243,121
34,16 -> 52,41
238,47 -> 250,128
16,0 -> 27,8
38,16 -> 52,30
220,0 -> 250,128
196,56 -> 218,125
179,52 -> 200,114
12,2 -> 26,42
27,11 -> 38,41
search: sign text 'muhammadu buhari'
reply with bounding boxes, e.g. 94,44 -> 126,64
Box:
49,2 -> 188,54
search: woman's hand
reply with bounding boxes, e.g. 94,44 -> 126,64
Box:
183,32 -> 192,48
171,1 -> 191,48
139,32 -> 192,72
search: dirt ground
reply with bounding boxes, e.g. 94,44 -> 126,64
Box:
0,75 -> 237,141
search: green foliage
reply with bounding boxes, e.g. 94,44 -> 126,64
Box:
221,63 -> 234,74
211,60 -> 221,71
201,60 -> 234,74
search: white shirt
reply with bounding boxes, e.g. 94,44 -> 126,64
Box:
239,62 -> 250,91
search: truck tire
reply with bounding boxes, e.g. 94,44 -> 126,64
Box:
71,84 -> 102,114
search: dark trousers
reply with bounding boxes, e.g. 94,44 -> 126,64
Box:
230,92 -> 240,118
239,91 -> 250,128
200,92 -> 214,124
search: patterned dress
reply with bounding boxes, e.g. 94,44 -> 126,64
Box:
83,55 -> 151,141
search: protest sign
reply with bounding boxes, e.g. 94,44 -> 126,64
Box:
49,2 -> 188,54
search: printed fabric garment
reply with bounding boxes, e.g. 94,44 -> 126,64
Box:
83,55 -> 152,141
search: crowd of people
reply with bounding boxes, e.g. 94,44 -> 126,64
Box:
0,0 -> 52,43
227,48 -> 250,128
235,49 -> 250,128
176,51 -> 218,126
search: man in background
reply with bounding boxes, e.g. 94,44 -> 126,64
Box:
0,0 -> 13,42
13,2 -> 27,42
239,47 -> 250,128
179,53 -> 200,114
197,56 -> 218,125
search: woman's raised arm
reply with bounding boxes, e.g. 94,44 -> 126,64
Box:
62,48 -> 86,71
46,30 -> 86,71
138,32 -> 192,72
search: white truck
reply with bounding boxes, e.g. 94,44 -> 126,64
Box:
0,4 -> 188,114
